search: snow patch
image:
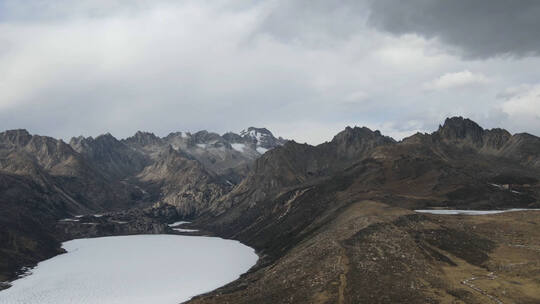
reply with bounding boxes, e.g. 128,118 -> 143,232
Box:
241,129 -> 268,143
196,143 -> 207,149
231,143 -> 246,152
256,147 -> 268,154
168,221 -> 191,227
173,228 -> 199,233
58,218 -> 79,222
415,209 -> 540,215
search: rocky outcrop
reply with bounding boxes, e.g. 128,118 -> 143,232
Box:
430,116 -> 540,167
123,131 -> 163,147
137,146 -> 228,216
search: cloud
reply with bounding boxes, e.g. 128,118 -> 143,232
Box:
342,91 -> 368,103
499,84 -> 540,120
423,70 -> 489,90
267,119 -> 426,144
0,0 -> 539,144
251,0 -> 370,45
367,0 -> 540,59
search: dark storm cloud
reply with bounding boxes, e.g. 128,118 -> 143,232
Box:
367,0 -> 540,59
254,0 -> 369,44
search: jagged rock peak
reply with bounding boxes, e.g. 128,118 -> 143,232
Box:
241,127 -> 273,140
95,132 -> 117,141
332,126 -> 396,144
0,128 -> 31,136
0,129 -> 33,146
434,116 -> 524,151
70,133 -> 121,150
240,127 -> 285,148
164,131 -> 191,140
191,130 -> 223,143
222,132 -> 243,143
0,129 -> 73,154
70,135 -> 93,142
436,116 -> 485,142
69,136 -> 94,149
125,131 -> 161,146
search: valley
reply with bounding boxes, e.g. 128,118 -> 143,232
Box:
0,117 -> 539,303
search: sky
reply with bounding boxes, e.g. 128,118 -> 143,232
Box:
0,0 -> 539,144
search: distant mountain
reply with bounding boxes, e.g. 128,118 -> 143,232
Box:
406,116 -> 540,168
0,126 -> 286,282
240,127 -> 287,152
69,133 -> 149,179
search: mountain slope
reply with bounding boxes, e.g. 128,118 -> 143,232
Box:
136,146 -> 228,217
69,133 -> 149,180
190,117 -> 540,303
0,130 -> 144,282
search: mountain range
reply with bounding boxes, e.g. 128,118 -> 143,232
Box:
0,127 -> 285,282
1,117 -> 539,303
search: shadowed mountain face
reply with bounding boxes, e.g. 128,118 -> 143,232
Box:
198,117 -> 539,241
0,130 -> 143,280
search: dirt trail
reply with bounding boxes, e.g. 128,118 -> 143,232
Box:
461,272 -> 503,304
337,252 -> 350,304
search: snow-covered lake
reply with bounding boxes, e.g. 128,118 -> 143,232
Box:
415,208 -> 540,215
0,235 -> 258,304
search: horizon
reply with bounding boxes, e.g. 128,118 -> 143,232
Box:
3,115 -> 538,145
1,1 -> 539,144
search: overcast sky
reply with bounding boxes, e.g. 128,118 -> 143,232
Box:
0,0 -> 539,144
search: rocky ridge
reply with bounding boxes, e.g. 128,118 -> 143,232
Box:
190,117 -> 540,303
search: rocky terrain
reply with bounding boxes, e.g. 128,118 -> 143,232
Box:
0,117 -> 539,303
189,117 -> 540,303
0,126 -> 285,283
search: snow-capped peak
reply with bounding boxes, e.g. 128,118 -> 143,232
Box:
240,127 -> 285,150
240,127 -> 272,143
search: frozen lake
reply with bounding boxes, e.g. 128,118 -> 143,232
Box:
415,208 -> 540,215
0,235 -> 258,304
